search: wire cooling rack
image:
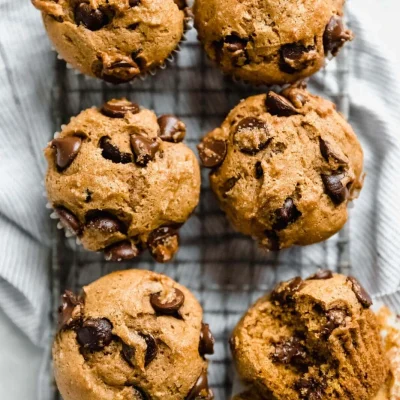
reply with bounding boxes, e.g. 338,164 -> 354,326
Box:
49,19 -> 353,400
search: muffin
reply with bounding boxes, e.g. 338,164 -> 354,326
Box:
45,99 -> 200,263
193,0 -> 353,85
198,85 -> 363,251
230,272 -> 388,400
32,0 -> 190,83
54,269 -> 215,400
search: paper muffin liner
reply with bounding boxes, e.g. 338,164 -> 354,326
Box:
231,304 -> 400,400
51,10 -> 193,85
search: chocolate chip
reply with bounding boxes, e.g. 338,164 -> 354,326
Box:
266,91 -> 299,117
224,35 -> 247,52
58,290 -> 80,330
150,288 -> 185,315
77,318 -> 113,351
104,241 -> 141,262
322,309 -> 347,336
186,370 -> 213,400
157,115 -> 186,143
86,212 -> 125,234
130,134 -> 160,167
319,137 -> 347,165
51,136 -> 82,170
140,333 -> 158,366
198,137 -> 227,168
280,43 -> 317,74
255,161 -> 264,179
272,337 -> 307,364
99,136 -> 133,164
85,189 -> 93,203
273,198 -> 302,230
234,117 -> 271,154
54,206 -> 82,235
199,323 -> 215,356
74,3 -> 108,31
347,276 -> 373,308
92,57 -> 140,84
222,176 -> 239,197
264,230 -> 280,251
296,377 -> 326,400
101,99 -> 140,118
129,0 -> 140,6
132,387 -> 148,400
321,173 -> 347,205
147,226 -> 179,263
323,16 -> 352,56
271,277 -> 304,304
121,342 -> 136,366
307,270 -> 333,280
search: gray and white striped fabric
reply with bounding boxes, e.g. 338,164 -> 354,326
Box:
0,1 -> 399,399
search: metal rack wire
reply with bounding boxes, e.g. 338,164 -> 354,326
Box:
50,21 -> 353,400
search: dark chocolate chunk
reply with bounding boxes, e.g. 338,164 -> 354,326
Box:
130,134 -> 160,166
104,241 -> 141,262
121,342 -> 136,366
157,115 -> 186,143
132,387 -> 148,400
272,337 -> 307,364
224,35 -> 247,52
51,136 -> 82,170
323,16 -> 352,56
129,0 -> 140,6
74,3 -> 108,31
101,99 -> 140,118
296,377 -> 326,400
77,318 -> 113,351
55,206 -> 82,235
99,137 -> 133,164
199,323 -> 215,356
266,91 -> 299,117
85,189 -> 93,203
280,43 -> 316,74
273,198 -> 302,230
322,308 -> 347,336
58,290 -> 80,330
321,173 -> 347,205
221,177 -> 239,197
186,370 -> 213,400
319,137 -> 347,164
264,230 -> 280,251
255,161 -> 264,179
234,117 -> 271,154
271,277 -> 304,304
92,57 -> 140,84
140,333 -> 158,366
86,212 -> 125,234
147,226 -> 179,263
307,270 -> 333,280
197,137 -> 227,168
150,288 -> 185,315
347,276 -> 373,308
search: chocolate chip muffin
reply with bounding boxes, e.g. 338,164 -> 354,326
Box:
54,269 -> 214,400
32,0 -> 190,83
193,0 -> 353,85
45,99 -> 200,263
198,85 -> 363,251
230,272 -> 388,400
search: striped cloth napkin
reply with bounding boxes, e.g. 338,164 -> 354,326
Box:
0,0 -> 399,399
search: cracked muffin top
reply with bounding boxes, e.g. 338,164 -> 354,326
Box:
45,99 -> 200,263
231,272 -> 388,400
198,85 -> 363,251
32,0 -> 189,83
193,0 -> 353,85
53,269 -> 215,400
